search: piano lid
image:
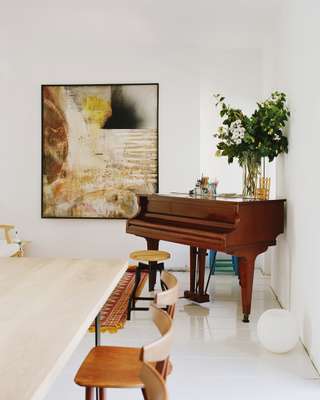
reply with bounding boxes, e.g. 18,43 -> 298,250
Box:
150,192 -> 286,204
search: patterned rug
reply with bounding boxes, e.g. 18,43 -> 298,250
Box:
89,267 -> 148,333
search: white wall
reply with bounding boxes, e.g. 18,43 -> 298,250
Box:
200,48 -> 263,193
266,0 -> 320,371
0,1 -> 280,271
0,1 -> 200,268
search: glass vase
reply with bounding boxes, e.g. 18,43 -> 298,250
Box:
241,154 -> 261,198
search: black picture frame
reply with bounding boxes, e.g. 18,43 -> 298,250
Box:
41,83 -> 159,219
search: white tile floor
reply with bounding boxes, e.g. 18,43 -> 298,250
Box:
45,270 -> 320,400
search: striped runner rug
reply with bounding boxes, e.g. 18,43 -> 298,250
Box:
89,267 -> 148,333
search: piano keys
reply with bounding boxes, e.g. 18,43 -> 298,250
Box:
126,193 -> 285,322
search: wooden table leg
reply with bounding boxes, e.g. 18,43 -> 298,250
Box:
95,313 -> 101,347
94,313 -> 101,400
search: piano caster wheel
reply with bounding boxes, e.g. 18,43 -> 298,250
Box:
242,314 -> 250,323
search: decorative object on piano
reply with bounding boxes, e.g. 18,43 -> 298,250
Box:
255,177 -> 271,200
214,91 -> 290,197
241,152 -> 261,198
257,309 -> 299,353
209,178 -> 219,197
200,175 -> 209,194
194,180 -> 202,196
191,177 -> 206,196
191,175 -> 218,197
42,83 -> 159,219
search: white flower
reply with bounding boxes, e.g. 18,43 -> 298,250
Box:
230,119 -> 245,144
218,126 -> 228,135
274,134 -> 281,141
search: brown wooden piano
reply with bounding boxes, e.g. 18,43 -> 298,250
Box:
126,193 -> 285,322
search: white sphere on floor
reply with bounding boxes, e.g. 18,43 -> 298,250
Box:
257,309 -> 299,353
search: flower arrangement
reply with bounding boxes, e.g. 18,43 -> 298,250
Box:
214,91 -> 290,196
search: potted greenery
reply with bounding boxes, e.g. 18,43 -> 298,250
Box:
214,91 -> 290,197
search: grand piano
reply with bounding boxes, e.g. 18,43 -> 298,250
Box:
126,193 -> 285,322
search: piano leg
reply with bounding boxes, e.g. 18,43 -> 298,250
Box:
184,247 -> 210,303
146,238 -> 159,291
190,246 -> 197,294
238,253 -> 257,323
146,238 -> 159,250
198,248 -> 206,296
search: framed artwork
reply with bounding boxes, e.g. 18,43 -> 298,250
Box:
41,83 -> 159,219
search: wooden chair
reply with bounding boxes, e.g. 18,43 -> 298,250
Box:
128,250 -> 171,319
154,270 -> 179,379
75,304 -> 173,399
140,362 -> 168,400
0,225 -> 25,257
157,270 -> 179,319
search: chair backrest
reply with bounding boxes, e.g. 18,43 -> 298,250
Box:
0,225 -> 14,244
142,304 -> 173,364
155,271 -> 179,318
140,362 -> 168,400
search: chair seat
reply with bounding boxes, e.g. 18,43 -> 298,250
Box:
75,346 -> 144,389
130,250 -> 171,263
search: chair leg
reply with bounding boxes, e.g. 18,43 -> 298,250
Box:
155,360 -> 167,378
85,387 -> 93,400
141,387 -> 148,400
148,261 -> 157,291
99,388 -> 106,400
205,250 -> 217,293
232,256 -> 239,275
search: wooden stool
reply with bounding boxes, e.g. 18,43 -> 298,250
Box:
128,250 -> 171,320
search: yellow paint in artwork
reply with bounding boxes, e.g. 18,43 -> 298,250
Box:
83,96 -> 112,127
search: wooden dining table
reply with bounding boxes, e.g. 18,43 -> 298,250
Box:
0,257 -> 128,400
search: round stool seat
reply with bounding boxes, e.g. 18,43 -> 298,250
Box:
129,250 -> 171,262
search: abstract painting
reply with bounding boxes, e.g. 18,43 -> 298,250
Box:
41,84 -> 158,218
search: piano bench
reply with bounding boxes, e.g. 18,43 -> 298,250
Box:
128,250 -> 171,320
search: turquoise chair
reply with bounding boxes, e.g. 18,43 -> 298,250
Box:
205,250 -> 239,292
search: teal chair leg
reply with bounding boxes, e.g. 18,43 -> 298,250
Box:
232,256 -> 239,275
206,252 -> 239,293
209,250 -> 217,273
205,250 -> 217,293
